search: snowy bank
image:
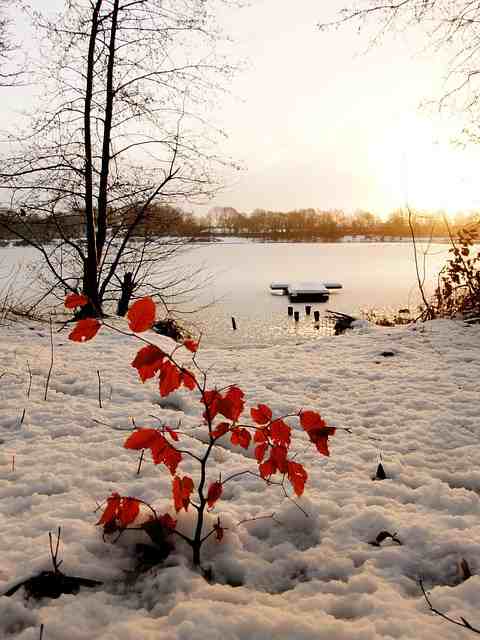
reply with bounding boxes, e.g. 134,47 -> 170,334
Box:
0,318 -> 479,639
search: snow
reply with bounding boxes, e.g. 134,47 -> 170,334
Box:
0,317 -> 479,639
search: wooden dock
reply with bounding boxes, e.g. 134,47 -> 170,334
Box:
270,280 -> 342,302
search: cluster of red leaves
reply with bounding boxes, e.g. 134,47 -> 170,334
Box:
96,493 -> 140,532
249,404 -> 307,496
66,295 -> 199,355
203,386 -> 244,422
96,492 -> 177,537
200,399 -> 335,497
67,296 -> 157,342
131,343 -> 196,396
202,395 -> 334,498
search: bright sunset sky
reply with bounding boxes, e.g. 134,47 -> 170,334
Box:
5,0 -> 480,217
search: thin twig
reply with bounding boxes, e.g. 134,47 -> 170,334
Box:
407,206 -> 433,319
96,369 -> 102,409
26,361 -> 32,398
237,513 -> 279,527
44,317 -> 54,401
136,449 -> 145,475
48,527 -> 62,573
420,579 -> 480,634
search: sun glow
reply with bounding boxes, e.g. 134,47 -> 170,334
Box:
374,114 -> 480,215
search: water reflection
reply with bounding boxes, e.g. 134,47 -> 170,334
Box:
171,241 -> 449,348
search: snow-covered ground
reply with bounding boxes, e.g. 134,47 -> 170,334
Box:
0,317 -> 479,639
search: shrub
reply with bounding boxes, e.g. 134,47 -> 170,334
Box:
66,294 -> 337,569
432,222 -> 480,319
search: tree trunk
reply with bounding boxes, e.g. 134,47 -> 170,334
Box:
116,272 -> 134,316
83,0 -> 103,314
81,258 -> 102,317
96,0 -> 119,265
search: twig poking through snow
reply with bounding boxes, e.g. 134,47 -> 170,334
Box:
26,361 -> 32,398
49,527 -> 62,572
44,317 -> 54,401
136,449 -> 145,475
419,579 -> 480,634
97,369 -> 102,409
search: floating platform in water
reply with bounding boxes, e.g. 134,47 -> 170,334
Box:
270,280 -> 342,302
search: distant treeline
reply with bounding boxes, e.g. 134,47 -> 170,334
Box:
197,207 -> 478,241
0,204 -> 477,244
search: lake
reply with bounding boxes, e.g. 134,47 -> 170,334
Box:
1,240 -> 450,348
168,240 -> 449,347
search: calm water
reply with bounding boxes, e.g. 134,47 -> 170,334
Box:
170,241 -> 449,347
2,241 -> 450,348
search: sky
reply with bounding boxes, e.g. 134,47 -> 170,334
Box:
5,0 -> 480,218
210,0 -> 480,217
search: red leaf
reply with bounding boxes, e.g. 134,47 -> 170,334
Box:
255,442 -> 268,463
131,344 -> 165,382
159,360 -> 182,397
127,297 -> 156,333
309,429 -> 336,456
218,386 -> 244,421
96,493 -> 121,525
299,410 -> 335,457
250,404 -> 272,425
203,389 -> 222,421
125,429 -> 182,474
96,494 -> 139,529
117,497 -> 140,527
148,434 -> 168,465
300,410 -> 327,432
161,445 -> 182,476
270,445 -> 288,473
65,293 -> 88,309
159,513 -> 177,532
254,429 -> 269,443
259,459 -> 275,479
207,481 -> 223,509
183,339 -> 199,353
124,428 -> 159,450
287,461 -> 308,497
270,419 -> 291,447
69,318 -> 101,342
172,475 -> 194,512
230,427 -> 251,449
181,369 -> 196,391
211,422 -> 230,439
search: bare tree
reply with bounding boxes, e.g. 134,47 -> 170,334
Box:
0,0 -> 237,316
0,0 -> 24,85
319,1 -> 480,119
